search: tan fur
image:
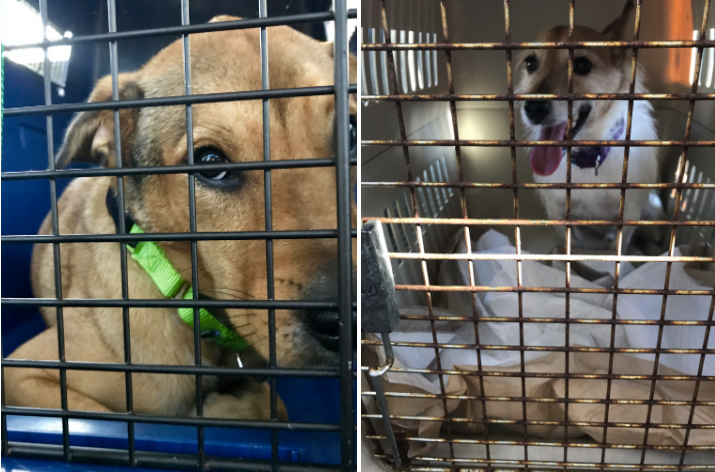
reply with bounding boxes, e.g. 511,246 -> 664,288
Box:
6,17 -> 357,419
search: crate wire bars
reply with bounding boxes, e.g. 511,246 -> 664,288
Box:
360,0 -> 715,471
0,0 -> 357,470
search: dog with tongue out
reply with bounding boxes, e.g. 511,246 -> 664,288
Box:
514,0 -> 664,254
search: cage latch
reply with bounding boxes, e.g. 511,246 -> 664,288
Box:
361,220 -> 403,469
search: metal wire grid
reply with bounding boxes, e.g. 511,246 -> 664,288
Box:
0,1 -> 357,470
360,0 -> 715,470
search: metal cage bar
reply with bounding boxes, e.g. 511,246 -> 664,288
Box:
256,1 -> 281,469
600,2 -> 643,469
360,38 -> 715,50
641,2 -> 712,469
106,0 -> 136,465
2,11 -> 356,52
177,1 -> 208,468
4,84 -> 357,118
37,0 -> 71,461
375,0 -> 457,467
362,138 -> 715,146
334,0 -> 356,469
440,0 -> 492,466
563,3 -> 576,468
1,1 -> 357,471
360,364 -> 715,381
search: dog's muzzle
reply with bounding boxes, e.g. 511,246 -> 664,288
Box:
296,260 -> 357,354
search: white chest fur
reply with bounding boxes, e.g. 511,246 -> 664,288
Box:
531,100 -> 659,221
527,100 -> 660,250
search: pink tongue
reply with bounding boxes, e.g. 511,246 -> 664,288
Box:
530,123 -> 567,176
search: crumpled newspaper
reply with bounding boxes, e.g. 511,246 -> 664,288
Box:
371,229 -> 715,459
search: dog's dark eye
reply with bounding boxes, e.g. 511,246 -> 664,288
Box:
573,57 -> 593,75
196,148 -> 230,180
349,115 -> 357,154
194,147 -> 241,189
525,55 -> 538,74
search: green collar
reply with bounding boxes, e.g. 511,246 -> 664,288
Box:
125,224 -> 250,352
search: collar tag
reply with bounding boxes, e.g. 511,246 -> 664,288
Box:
570,116 -> 625,171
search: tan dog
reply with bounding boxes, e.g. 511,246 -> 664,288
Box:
5,16 -> 357,419
515,0 -> 664,253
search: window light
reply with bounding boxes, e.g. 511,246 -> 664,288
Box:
1,0 -> 72,87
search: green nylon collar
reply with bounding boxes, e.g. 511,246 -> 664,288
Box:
126,225 -> 250,352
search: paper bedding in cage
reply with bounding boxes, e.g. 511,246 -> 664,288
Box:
368,229 -> 715,458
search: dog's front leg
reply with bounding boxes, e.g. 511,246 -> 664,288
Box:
4,368 -> 113,413
5,327 -> 115,413
195,380 -> 288,421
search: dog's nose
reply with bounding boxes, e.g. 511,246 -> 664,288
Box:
298,261 -> 357,353
305,310 -> 342,352
524,100 -> 551,124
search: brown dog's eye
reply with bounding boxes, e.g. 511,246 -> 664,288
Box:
573,57 -> 593,75
197,148 -> 229,180
194,147 -> 242,189
525,55 -> 538,74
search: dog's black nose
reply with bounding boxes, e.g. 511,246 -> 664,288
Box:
305,310 -> 341,352
298,261 -> 357,353
524,100 -> 551,124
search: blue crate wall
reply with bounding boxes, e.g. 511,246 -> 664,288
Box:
1,60 -> 83,356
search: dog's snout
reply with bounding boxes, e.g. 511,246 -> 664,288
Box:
297,261 -> 357,354
524,100 -> 551,124
306,310 -> 341,352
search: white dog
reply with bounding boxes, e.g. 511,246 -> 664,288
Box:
515,0 -> 664,253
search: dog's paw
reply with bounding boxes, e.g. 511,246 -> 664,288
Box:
198,384 -> 288,421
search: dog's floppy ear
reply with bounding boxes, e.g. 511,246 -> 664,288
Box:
323,42 -> 358,109
601,0 -> 635,40
56,74 -> 143,169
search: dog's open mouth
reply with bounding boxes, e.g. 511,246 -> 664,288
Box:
529,105 -> 592,176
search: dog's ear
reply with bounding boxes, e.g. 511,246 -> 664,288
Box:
601,0 -> 635,40
323,41 -> 359,59
324,42 -> 335,58
56,74 -> 143,169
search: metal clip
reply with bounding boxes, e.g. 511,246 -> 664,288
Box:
369,333 -> 402,470
235,350 -> 266,384
595,155 -> 601,176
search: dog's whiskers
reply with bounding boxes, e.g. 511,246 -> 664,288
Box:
210,287 -> 256,299
199,289 -> 252,301
226,312 -> 255,320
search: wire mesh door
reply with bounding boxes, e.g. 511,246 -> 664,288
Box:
1,0 -> 357,470
360,0 -> 715,470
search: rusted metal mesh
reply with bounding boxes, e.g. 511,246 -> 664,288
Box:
361,0 -> 715,470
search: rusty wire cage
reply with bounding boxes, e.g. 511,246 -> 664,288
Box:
1,0 -> 357,470
360,0 -> 715,470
